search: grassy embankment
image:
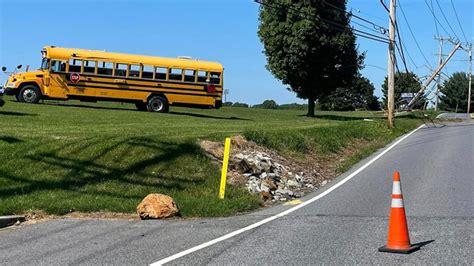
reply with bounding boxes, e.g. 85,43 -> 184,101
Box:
0,97 -> 424,217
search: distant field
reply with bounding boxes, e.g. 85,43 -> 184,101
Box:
0,97 -> 423,217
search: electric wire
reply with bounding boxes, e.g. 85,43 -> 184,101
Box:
450,0 -> 468,43
398,0 -> 433,68
430,0 -> 440,36
255,0 -> 391,44
434,0 -> 461,41
425,0 -> 451,37
322,0 -> 388,34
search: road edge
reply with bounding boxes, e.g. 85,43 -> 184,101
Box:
150,124 -> 426,265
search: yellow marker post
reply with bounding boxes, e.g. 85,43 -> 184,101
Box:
219,137 -> 231,199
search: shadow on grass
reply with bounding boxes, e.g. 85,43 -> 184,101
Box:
0,137 -> 207,200
44,102 -> 135,112
298,114 -> 382,121
0,111 -> 37,116
169,111 -> 252,121
0,136 -> 22,143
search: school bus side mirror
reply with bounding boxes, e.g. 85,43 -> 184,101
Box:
17,65 -> 22,69
1,67 -> 6,72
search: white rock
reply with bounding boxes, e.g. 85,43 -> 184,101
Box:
287,179 -> 300,187
260,182 -> 270,192
321,180 -> 328,186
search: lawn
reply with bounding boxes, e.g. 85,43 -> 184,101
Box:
0,96 -> 424,217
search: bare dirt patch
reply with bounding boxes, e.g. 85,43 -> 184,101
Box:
22,210 -> 138,225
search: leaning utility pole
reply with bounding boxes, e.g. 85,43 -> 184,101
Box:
407,42 -> 462,108
387,0 -> 396,129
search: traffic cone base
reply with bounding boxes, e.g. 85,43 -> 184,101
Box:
378,244 -> 420,254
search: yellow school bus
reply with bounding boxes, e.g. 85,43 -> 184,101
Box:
2,46 -> 224,112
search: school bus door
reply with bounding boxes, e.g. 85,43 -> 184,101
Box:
45,60 -> 68,99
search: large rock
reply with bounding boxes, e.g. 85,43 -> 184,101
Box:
137,194 -> 178,219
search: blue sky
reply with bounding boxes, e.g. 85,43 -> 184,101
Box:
1,0 -> 472,105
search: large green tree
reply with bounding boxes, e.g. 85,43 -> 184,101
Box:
258,0 -> 363,117
319,75 -> 380,111
252,99 -> 279,109
381,72 -> 424,109
439,72 -> 472,112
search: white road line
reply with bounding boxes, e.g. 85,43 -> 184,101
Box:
151,124 -> 425,265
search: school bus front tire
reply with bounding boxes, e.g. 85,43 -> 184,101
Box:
147,95 -> 169,113
18,85 -> 42,103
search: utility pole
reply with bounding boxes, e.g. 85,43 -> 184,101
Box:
467,44 -> 472,113
433,36 -> 453,111
434,36 -> 447,111
387,0 -> 396,129
407,42 -> 462,108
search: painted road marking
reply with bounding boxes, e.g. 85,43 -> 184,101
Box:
284,199 -> 303,205
151,124 -> 425,265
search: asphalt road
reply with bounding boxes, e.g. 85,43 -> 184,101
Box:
1,121 -> 472,265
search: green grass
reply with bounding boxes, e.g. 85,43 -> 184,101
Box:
0,97 -> 423,217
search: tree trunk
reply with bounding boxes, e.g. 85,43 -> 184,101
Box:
307,97 -> 316,117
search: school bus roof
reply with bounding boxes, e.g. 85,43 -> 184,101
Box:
43,46 -> 223,72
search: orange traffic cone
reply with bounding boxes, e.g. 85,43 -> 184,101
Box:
379,171 -> 420,254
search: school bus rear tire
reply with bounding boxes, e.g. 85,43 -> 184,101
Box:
19,85 -> 42,103
147,95 -> 169,113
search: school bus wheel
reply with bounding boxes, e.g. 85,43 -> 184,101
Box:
147,95 -> 169,113
19,84 -> 42,104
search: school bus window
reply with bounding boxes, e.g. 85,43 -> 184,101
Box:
197,70 -> 208,83
184,69 -> 195,82
115,63 -> 127,77
169,68 -> 182,81
51,60 -> 66,72
83,60 -> 97,74
142,65 -> 154,79
129,64 -> 140,78
210,72 -> 221,84
41,58 -> 50,70
69,59 -> 82,72
97,62 -> 113,76
155,67 -> 167,80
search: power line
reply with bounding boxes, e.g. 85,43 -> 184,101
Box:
430,0 -> 440,36
322,0 -> 388,35
254,0 -> 390,44
450,0 -> 468,43
434,0 -> 461,41
351,19 -> 384,35
425,0 -> 451,37
398,0 -> 433,68
394,14 -> 410,73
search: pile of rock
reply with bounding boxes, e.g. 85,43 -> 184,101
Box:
201,136 -> 329,203
229,151 -> 314,202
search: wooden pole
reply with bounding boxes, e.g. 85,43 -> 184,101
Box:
387,0 -> 396,128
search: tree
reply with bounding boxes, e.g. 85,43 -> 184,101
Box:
319,75 -> 380,111
252,99 -> 279,109
258,0 -> 363,117
232,102 -> 249,108
381,72 -> 424,109
439,72 -> 472,112
222,101 -> 233,107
